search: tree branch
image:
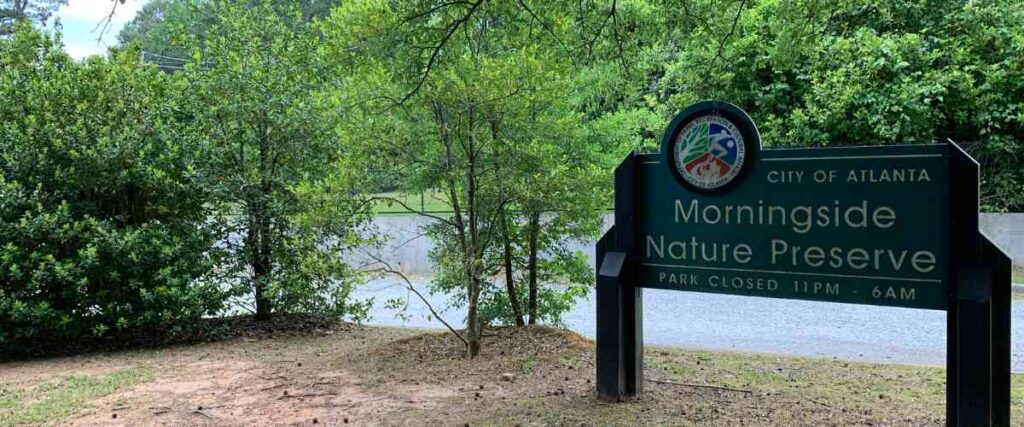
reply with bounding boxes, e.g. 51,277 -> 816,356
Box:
399,0 -> 487,105
403,1 -> 474,23
646,378 -> 752,394
93,0 -> 121,43
711,0 -> 747,71
362,255 -> 468,347
515,0 -> 578,70
608,0 -> 631,76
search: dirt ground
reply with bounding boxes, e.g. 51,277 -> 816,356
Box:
1,322 -> 1020,426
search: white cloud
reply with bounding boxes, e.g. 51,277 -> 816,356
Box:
53,0 -> 149,59
62,40 -> 105,59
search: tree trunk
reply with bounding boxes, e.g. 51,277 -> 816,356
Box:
253,127 -> 273,322
448,180 -> 479,356
465,108 -> 481,358
249,200 -> 272,321
527,212 -> 539,325
437,101 -> 481,358
502,211 -> 525,327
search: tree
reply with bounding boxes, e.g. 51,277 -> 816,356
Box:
0,0 -> 66,35
185,1 -> 371,321
0,24 -> 223,347
620,0 -> 1024,211
322,0 -> 614,356
475,71 -> 606,327
119,0 -> 337,64
117,0 -> 214,61
496,139 -> 605,327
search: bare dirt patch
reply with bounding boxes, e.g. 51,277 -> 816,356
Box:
40,325 -> 432,426
2,322 -> 1021,426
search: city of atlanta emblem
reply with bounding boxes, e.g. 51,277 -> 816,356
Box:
674,115 -> 745,190
661,101 -> 760,194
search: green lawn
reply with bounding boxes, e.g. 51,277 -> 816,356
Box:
1013,267 -> 1023,284
371,191 -> 452,214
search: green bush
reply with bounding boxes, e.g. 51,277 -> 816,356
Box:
635,0 -> 1024,211
0,25 -> 225,347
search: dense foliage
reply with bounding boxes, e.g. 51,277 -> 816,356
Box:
322,0 -> 613,354
591,0 -> 1024,211
184,1 -> 372,321
0,3 -> 374,351
118,0 -> 336,61
1,0 -> 1022,356
0,25 -> 222,346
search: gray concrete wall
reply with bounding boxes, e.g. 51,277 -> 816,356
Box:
980,213 -> 1024,267
358,213 -> 1024,274
349,215 -> 439,275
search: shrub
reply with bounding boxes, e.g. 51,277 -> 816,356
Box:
0,25 -> 225,348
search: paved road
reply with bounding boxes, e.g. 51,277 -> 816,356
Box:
354,278 -> 1024,372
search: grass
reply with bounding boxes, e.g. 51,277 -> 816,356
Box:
357,328 -> 1024,426
646,347 -> 1018,420
371,191 -> 452,214
1011,267 -> 1023,300
1,325 -> 1021,425
0,367 -> 154,425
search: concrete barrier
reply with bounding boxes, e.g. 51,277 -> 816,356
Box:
980,213 -> 1024,268
358,213 -> 1024,274
350,215 -> 438,274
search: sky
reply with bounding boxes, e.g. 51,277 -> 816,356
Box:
49,0 -> 148,59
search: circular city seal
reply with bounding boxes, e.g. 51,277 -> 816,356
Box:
660,101 -> 760,194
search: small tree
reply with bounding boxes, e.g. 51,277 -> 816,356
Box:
323,0 -> 610,356
186,1 -> 371,321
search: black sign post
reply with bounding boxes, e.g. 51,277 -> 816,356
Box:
595,101 -> 1012,426
947,142 -> 1012,426
596,152 -> 643,400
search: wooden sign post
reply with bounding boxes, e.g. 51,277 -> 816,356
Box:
595,101 -> 1011,426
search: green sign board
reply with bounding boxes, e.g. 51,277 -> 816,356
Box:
637,145 -> 949,309
634,101 -> 948,309
596,101 -> 1011,425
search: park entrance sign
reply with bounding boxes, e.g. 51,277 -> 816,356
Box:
595,101 -> 1012,426
644,102 -> 947,309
